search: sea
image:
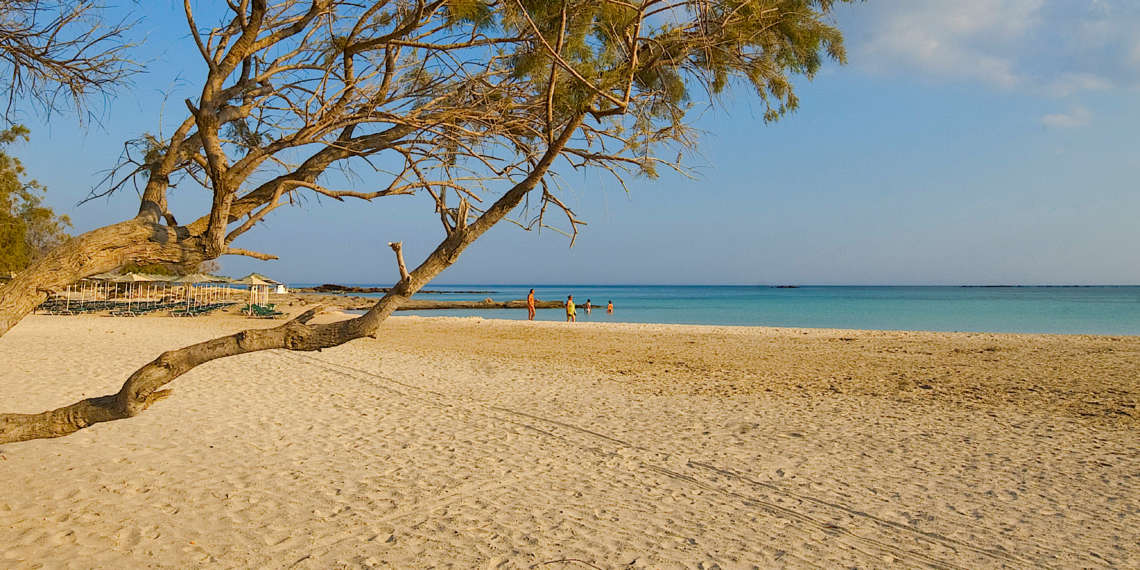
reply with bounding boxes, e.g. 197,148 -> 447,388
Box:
307,284 -> 1140,336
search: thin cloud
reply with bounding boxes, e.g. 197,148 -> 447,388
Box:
1047,73 -> 1112,97
837,1 -> 1140,93
1041,107 -> 1092,128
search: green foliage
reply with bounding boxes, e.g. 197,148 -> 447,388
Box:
444,0 -> 495,29
491,0 -> 849,167
224,120 -> 271,154
0,126 -> 71,273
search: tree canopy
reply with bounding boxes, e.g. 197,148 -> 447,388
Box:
0,1 -> 137,121
0,0 -> 853,444
0,126 -> 71,274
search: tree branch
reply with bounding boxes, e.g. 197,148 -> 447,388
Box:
0,306 -> 325,444
388,241 -> 410,281
223,247 -> 279,260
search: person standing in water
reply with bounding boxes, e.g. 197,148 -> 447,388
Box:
526,288 -> 536,321
584,299 -> 592,315
606,300 -> 613,314
566,294 -> 576,322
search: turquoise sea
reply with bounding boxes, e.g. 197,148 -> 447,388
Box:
318,285 -> 1140,335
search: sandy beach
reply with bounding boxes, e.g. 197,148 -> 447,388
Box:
1,313 -> 1137,568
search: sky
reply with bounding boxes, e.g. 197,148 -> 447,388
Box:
10,1 -> 1140,285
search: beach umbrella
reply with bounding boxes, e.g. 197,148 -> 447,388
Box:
87,272 -> 117,302
110,273 -> 157,283
231,274 -> 273,286
236,274 -> 279,303
174,273 -> 221,283
175,273 -> 207,306
232,274 -> 275,312
110,273 -> 158,311
241,272 -> 281,285
203,275 -> 235,302
202,275 -> 234,303
174,274 -> 222,308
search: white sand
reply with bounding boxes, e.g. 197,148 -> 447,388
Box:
1,314 -> 1137,568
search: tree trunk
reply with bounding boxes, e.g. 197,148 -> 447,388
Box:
0,113 -> 586,445
0,218 -> 207,338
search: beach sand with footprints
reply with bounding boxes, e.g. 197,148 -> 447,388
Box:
1,312 -> 1137,568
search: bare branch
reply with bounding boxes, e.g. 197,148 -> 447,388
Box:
222,247 -> 279,260
0,0 -> 851,444
388,241 -> 410,281
0,1 -> 140,121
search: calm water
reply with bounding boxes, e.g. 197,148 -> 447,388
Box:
311,285 -> 1140,335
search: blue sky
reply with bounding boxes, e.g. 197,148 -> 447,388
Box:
11,1 -> 1140,285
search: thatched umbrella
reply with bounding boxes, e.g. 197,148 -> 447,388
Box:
175,273 -> 233,307
205,274 -> 236,303
232,274 -> 274,313
86,272 -> 122,307
111,273 -> 160,311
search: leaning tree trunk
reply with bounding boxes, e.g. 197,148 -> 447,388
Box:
0,218 -> 209,338
0,113 -> 585,445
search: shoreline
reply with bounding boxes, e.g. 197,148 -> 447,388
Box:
384,311 -> 1140,339
289,288 -> 1140,336
40,288 -> 1137,336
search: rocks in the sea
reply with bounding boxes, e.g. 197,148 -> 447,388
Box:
301,283 -> 495,294
308,284 -> 390,293
394,299 -> 563,310
294,292 -> 563,311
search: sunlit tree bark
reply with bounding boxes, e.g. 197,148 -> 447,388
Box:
0,0 -> 850,444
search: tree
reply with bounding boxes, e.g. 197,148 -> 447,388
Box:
0,1 -> 138,121
0,125 -> 71,274
0,0 -> 850,444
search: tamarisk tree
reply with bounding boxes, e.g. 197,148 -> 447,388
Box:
0,0 -> 850,444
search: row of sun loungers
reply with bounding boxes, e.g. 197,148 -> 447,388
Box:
37,300 -> 119,315
171,302 -> 237,317
245,304 -> 284,318
37,300 -> 240,317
